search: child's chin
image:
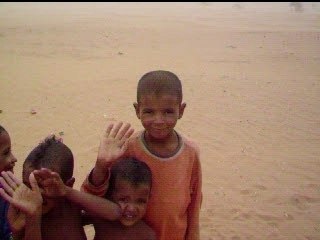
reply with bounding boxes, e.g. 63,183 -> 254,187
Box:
120,218 -> 138,227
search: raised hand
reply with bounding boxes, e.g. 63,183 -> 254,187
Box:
33,168 -> 67,198
96,121 -> 134,170
0,171 -> 43,217
0,171 -> 26,234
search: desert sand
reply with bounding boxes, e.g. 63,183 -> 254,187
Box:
0,2 -> 319,239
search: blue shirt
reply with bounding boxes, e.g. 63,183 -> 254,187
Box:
0,195 -> 13,240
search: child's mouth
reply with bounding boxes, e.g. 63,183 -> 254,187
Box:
123,212 -> 135,219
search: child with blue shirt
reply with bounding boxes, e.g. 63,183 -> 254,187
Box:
0,125 -> 18,240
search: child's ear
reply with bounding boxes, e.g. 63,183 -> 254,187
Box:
179,102 -> 186,119
133,102 -> 141,119
65,177 -> 75,188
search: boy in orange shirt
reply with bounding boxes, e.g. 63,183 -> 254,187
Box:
82,70 -> 202,240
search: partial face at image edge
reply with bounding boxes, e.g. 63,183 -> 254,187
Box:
0,130 -> 17,173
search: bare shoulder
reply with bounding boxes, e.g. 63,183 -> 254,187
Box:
141,221 -> 157,240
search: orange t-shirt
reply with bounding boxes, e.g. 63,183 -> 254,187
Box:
82,131 -> 202,240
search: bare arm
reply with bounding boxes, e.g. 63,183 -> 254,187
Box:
65,186 -> 121,220
35,168 -> 121,221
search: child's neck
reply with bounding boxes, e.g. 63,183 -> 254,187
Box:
143,130 -> 181,158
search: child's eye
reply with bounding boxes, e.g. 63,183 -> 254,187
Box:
165,110 -> 174,114
143,110 -> 153,114
137,199 -> 147,204
118,197 -> 129,203
2,149 -> 10,156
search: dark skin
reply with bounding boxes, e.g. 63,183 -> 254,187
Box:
0,170 -> 87,240
39,199 -> 87,240
93,219 -> 156,240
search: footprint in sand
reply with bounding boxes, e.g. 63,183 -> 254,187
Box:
288,193 -> 320,210
239,184 -> 267,196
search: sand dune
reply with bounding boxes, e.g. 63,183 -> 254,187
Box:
0,2 -> 319,239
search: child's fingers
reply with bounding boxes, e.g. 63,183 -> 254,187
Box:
29,173 -> 40,192
40,172 -> 61,188
123,127 -> 134,139
33,168 -> 53,180
42,173 -> 60,187
117,123 -> 132,140
104,123 -> 114,137
0,177 -> 15,196
0,173 -> 18,194
7,171 -> 22,185
110,121 -> 123,138
120,138 -> 130,151
0,188 -> 13,203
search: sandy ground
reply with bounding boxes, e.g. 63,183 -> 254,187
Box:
0,2 -> 320,239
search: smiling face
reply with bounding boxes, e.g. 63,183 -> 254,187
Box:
0,131 -> 17,173
111,178 -> 151,227
134,93 -> 186,142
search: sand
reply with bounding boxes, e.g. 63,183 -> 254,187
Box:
0,2 -> 319,239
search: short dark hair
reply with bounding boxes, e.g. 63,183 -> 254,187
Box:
137,70 -> 183,103
0,125 -> 7,134
106,158 -> 152,197
23,135 -> 74,183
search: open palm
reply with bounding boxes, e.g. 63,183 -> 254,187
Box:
33,168 -> 67,198
97,121 -> 134,169
0,172 -> 43,216
10,182 -> 42,216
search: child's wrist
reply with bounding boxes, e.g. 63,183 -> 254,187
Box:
96,158 -> 113,171
29,205 -> 42,218
91,166 -> 110,187
94,161 -> 111,177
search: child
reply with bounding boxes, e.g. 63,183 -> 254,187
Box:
35,157 -> 156,240
0,135 -> 121,240
93,157 -> 155,240
82,70 -> 202,239
0,125 -> 17,240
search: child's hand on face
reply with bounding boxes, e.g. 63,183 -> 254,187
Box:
33,168 -> 67,198
0,171 -> 43,217
96,121 -> 134,170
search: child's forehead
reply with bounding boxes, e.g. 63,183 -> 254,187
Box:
139,93 -> 180,104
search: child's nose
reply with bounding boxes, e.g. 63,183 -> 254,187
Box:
10,154 -> 17,163
154,113 -> 165,123
125,203 -> 136,212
